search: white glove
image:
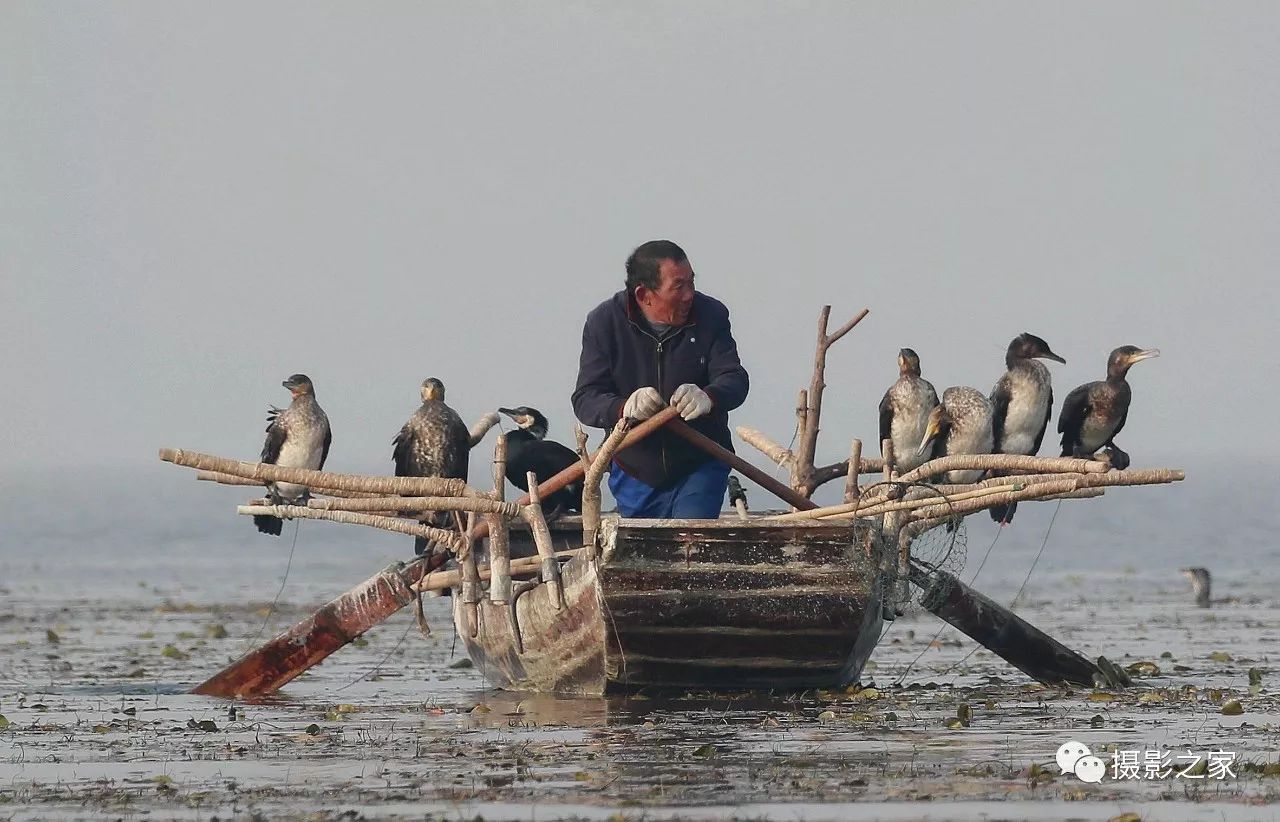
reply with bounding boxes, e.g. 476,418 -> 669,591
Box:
623,387 -> 665,421
671,384 -> 713,421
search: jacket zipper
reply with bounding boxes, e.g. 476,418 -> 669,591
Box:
628,315 -> 693,481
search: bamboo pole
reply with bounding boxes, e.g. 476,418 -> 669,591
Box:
582,417 -> 631,560
523,471 -> 563,609
197,471 -> 382,498
468,412 -> 502,448
488,435 -> 511,605
162,449 -> 474,497
236,504 -> 466,552
307,496 -> 523,516
898,453 -> 1111,483
766,482 -> 1023,523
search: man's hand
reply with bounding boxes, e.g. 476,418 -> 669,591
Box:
671,384 -> 713,421
623,387 -> 665,421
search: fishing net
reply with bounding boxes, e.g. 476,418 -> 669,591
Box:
858,480 -> 969,614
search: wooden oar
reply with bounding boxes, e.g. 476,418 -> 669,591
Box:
191,407 -> 680,699
667,417 -> 1103,687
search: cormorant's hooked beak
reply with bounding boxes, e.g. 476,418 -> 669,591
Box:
1128,348 -> 1160,365
917,408 -> 943,457
498,407 -> 518,418
1042,350 -> 1067,364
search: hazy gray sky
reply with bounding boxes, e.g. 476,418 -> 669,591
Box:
3,3 -> 1277,480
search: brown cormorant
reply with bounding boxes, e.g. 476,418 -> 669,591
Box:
917,386 -> 995,484
878,348 -> 940,474
393,377 -> 471,555
1057,346 -> 1159,470
498,406 -> 583,519
255,374 -> 332,536
988,333 -> 1066,524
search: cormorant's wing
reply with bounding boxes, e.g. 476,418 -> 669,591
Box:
878,389 -> 893,447
1108,402 -> 1130,445
391,421 -> 414,477
320,425 -> 332,470
990,374 -> 1012,452
444,413 -> 471,482
261,407 -> 287,464
1057,383 -> 1091,456
1030,384 -> 1052,455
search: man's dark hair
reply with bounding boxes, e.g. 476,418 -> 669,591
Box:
625,240 -> 687,292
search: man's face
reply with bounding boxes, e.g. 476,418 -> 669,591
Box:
636,259 -> 695,326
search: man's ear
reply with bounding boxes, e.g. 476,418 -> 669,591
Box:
633,285 -> 651,305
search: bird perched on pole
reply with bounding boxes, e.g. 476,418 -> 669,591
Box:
497,406 -> 583,520
988,333 -> 1067,524
1058,346 -> 1159,470
392,377 -> 471,555
879,348 -> 939,475
918,387 -> 995,485
254,374 -> 332,536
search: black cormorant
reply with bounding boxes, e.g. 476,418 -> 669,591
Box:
917,386 -> 995,485
878,348 -> 940,474
1058,346 -> 1159,470
498,406 -> 583,519
255,374 -> 332,536
392,377 -> 471,555
988,333 -> 1066,524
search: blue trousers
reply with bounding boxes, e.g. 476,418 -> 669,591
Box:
609,459 -> 731,519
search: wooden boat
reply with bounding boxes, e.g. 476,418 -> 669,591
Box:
454,516 -> 888,695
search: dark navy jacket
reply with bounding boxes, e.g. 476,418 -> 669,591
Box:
571,290 -> 750,489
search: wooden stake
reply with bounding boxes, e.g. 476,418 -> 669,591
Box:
489,435 -> 511,605
468,412 -> 502,447
308,496 -> 523,516
524,471 -> 563,609
582,417 -> 631,561
842,438 -> 862,504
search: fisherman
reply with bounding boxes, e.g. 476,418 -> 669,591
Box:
571,240 -> 749,518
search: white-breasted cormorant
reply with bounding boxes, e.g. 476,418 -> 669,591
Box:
392,377 -> 471,555
988,333 -> 1066,524
497,406 -> 583,519
255,374 -> 332,536
1057,346 -> 1159,470
878,348 -> 940,475
917,386 -> 995,484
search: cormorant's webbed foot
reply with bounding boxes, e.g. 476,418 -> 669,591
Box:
1103,445 -> 1131,470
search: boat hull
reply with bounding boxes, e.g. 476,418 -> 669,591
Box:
456,517 -> 886,695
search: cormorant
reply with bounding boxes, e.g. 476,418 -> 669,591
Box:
255,374 -> 332,536
878,348 -> 940,474
1181,567 -> 1212,608
917,386 -> 995,484
1057,346 -> 1159,470
988,333 -> 1066,524
497,406 -> 583,519
392,377 -> 471,555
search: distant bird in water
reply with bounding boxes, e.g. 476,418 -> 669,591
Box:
1058,346 -> 1159,470
498,406 -> 583,519
988,333 -> 1066,525
254,374 -> 331,536
878,348 -> 940,474
392,378 -> 471,555
918,387 -> 995,484
1181,567 -> 1213,608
